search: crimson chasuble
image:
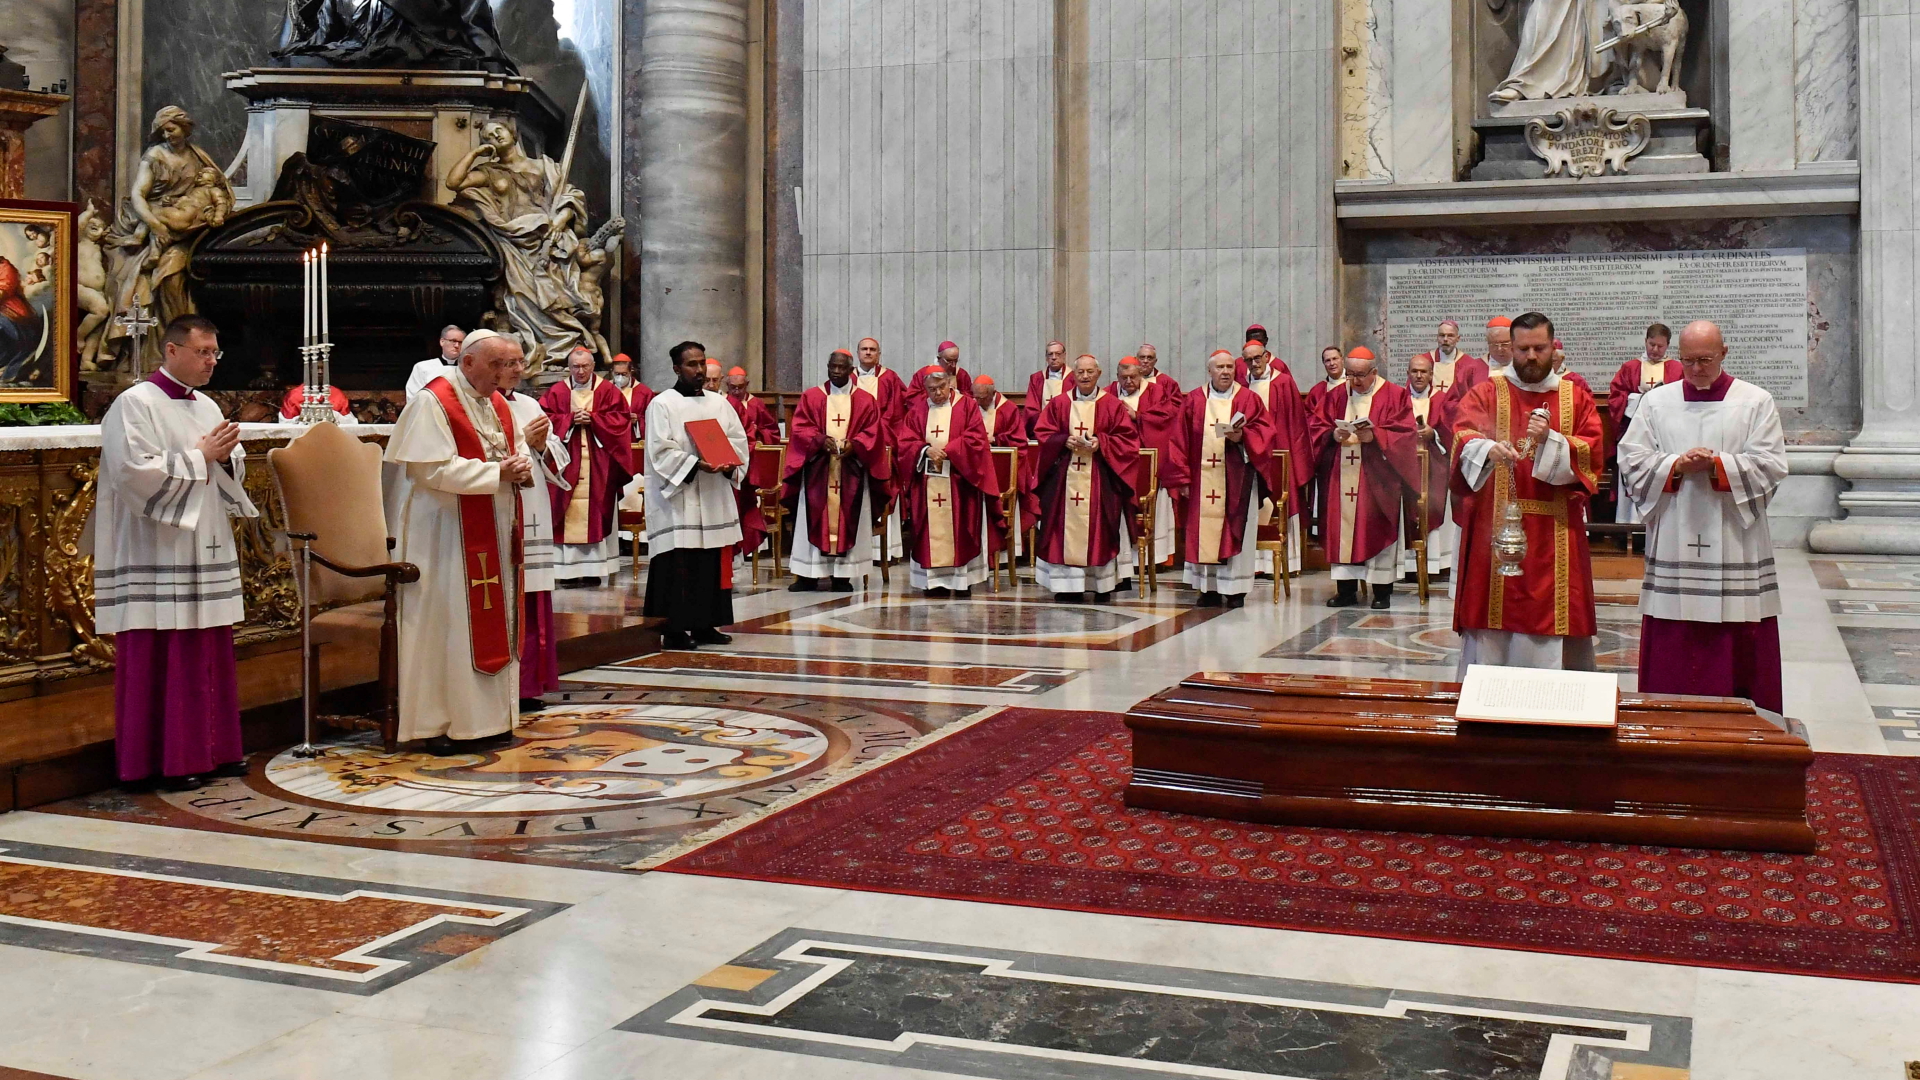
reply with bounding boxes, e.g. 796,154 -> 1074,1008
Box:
1449,375 -> 1604,639
1108,378 -> 1191,494
979,393 -> 1028,448
539,375 -> 634,545
895,394 -> 999,569
782,385 -> 889,555
1411,349 -> 1488,402
617,380 -> 655,444
907,364 -> 974,405
1024,368 -> 1069,439
856,365 -> 909,427
1405,387 -> 1453,536
1309,381 -> 1420,566
1241,359 -> 1314,514
1033,391 -> 1140,568
1180,385 -> 1274,564
1607,356 -> 1683,434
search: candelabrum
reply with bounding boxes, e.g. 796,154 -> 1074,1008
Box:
296,244 -> 336,424
298,342 -> 334,424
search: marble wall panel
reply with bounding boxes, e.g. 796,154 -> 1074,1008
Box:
16,0 -> 76,202
1797,0 -> 1860,162
72,0 -> 115,207
1338,217 -> 1860,443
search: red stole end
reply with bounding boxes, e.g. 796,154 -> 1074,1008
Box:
425,377 -> 523,675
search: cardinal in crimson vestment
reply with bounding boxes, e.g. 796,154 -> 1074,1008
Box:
1241,341 -> 1313,574
1408,319 -> 1490,402
610,353 -> 652,515
907,341 -> 974,405
1024,340 -> 1070,439
1402,354 -> 1456,582
853,337 -> 908,427
1449,311 -> 1605,674
1032,354 -> 1140,600
539,347 -> 633,583
1607,322 -> 1682,526
722,366 -> 783,555
971,376 -> 1025,560
782,349 -> 890,592
1310,347 -> 1420,609
897,366 -> 1000,596
1181,351 -> 1275,607
1137,343 -> 1181,398
1302,345 -> 1348,541
1109,357 -> 1187,573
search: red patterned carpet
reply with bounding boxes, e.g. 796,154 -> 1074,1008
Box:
663,708 -> 1920,983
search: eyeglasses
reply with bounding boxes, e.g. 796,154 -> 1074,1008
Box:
170,345 -> 222,360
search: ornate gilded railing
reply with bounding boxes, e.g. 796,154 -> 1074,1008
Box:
0,431 -> 388,689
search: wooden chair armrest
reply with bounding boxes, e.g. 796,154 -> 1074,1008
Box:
308,550 -> 423,585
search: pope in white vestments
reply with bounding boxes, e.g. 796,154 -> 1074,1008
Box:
644,342 -> 749,650
1617,321 -> 1788,714
385,331 -> 536,751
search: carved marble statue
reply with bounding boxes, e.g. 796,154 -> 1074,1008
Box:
74,200 -> 111,371
447,120 -> 622,368
275,0 -> 517,74
1488,0 -> 1688,105
100,106 -> 234,370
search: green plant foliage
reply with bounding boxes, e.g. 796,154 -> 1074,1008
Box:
0,401 -> 89,427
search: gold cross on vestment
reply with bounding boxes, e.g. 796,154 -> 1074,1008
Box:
470,551 -> 502,610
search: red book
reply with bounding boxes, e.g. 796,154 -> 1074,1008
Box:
685,417 -> 744,469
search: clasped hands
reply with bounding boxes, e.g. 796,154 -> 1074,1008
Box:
1333,427 -> 1375,446
1067,434 -> 1100,452
501,454 -> 534,486
571,408 -> 593,426
1674,447 -> 1718,475
195,421 -> 241,465
523,414 -> 552,448
924,446 -> 948,467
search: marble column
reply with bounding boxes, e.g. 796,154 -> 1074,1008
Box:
762,0 -> 802,390
1808,0 -> 1920,554
638,0 -> 750,375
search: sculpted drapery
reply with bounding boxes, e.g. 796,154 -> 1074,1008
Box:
1490,0 -> 1617,103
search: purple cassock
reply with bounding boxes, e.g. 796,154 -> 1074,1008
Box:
96,368 -> 257,783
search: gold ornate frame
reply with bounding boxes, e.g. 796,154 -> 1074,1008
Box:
0,198 -> 77,404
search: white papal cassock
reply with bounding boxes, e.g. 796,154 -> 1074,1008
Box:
643,389 -> 748,555
386,369 -> 524,742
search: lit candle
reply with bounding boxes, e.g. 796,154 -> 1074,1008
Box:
301,249 -> 311,345
320,243 -> 329,341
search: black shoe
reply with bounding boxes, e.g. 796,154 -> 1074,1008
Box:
926,587 -> 951,598
830,577 -> 853,592
211,760 -> 249,779
1326,580 -> 1360,608
1254,572 -> 1273,580
157,774 -> 207,792
423,736 -> 461,756
691,627 -> 733,646
584,576 -> 603,586
1093,591 -> 1113,602
1197,591 -> 1222,607
461,732 -> 514,751
1226,593 -> 1246,609
1370,583 -> 1394,609
1115,578 -> 1135,592
789,578 -> 819,592
519,697 -> 548,713
954,586 -> 972,598
662,628 -> 695,650
1054,591 -> 1084,603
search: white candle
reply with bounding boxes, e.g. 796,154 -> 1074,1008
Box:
320,243 -> 329,341
301,249 -> 311,345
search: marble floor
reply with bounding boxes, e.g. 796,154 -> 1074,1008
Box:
3,550 -> 1917,1079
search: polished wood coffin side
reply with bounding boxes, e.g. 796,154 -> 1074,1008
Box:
1123,673 -> 1816,853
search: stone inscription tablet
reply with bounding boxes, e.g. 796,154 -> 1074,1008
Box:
1385,249 -> 1809,406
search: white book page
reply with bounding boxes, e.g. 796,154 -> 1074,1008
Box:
1454,664 -> 1619,727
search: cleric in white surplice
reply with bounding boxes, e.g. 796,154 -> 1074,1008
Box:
385,329 -> 536,754
643,340 -> 749,651
1616,320 -> 1789,715
96,315 -> 259,789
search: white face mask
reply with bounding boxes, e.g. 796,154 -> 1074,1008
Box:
612,373 -> 631,387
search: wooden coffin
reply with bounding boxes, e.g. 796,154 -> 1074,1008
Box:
1124,672 -> 1815,853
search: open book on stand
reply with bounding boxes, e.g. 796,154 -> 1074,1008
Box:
1455,664 -> 1619,727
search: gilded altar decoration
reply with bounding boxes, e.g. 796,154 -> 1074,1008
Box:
1523,104 -> 1651,178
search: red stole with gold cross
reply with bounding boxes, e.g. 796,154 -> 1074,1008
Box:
426,377 -> 524,675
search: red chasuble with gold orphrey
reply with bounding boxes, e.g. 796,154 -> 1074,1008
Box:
782,386 -> 888,555
539,376 -> 634,545
425,377 -> 524,675
1033,392 -> 1140,568
1179,385 -> 1273,564
895,394 -> 999,569
1449,376 -> 1604,639
1308,381 -> 1419,566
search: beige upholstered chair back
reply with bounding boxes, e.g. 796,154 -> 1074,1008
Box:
269,422 -> 390,606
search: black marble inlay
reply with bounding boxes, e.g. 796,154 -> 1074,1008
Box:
623,929 -> 1692,1080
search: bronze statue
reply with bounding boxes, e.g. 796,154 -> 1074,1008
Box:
275,0 -> 517,74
